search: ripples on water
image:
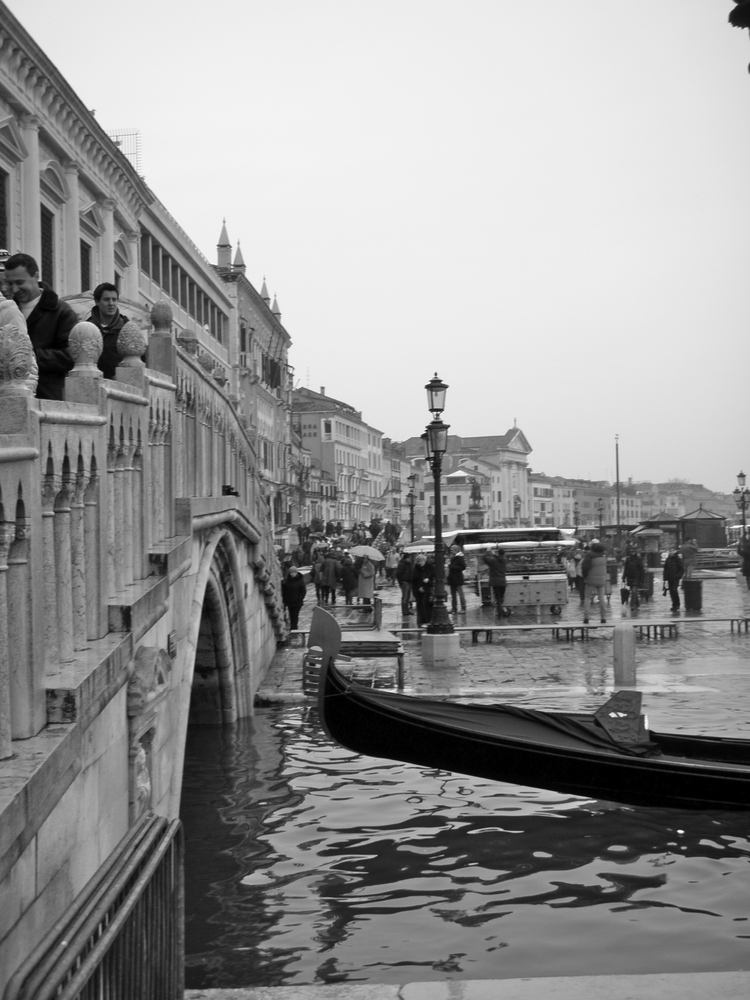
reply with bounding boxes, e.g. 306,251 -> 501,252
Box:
182,706 -> 750,989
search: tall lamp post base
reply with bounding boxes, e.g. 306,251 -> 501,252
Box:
422,632 -> 461,669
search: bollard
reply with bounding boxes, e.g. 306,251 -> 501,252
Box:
683,579 -> 702,611
613,622 -> 636,687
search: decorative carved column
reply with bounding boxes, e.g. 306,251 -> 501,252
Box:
83,466 -> 106,639
150,300 -> 176,378
7,508 -> 39,737
20,114 -> 41,261
42,467 -> 58,672
70,463 -> 88,650
113,429 -> 126,594
99,196 -> 116,282
63,161 -> 81,295
0,520 -> 12,759
131,440 -> 145,580
124,229 -> 140,303
121,431 -> 134,587
53,472 -> 75,663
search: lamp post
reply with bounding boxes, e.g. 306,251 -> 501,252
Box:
734,471 -> 749,535
597,497 -> 604,538
573,500 -> 580,533
423,374 -> 453,635
407,473 -> 416,542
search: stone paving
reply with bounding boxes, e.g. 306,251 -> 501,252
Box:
256,571 -> 750,732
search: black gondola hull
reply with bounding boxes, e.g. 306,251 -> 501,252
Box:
318,657 -> 750,811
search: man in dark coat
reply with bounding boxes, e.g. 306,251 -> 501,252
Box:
396,552 -> 414,616
4,252 -> 76,399
662,549 -> 684,611
281,566 -> 306,630
447,545 -> 467,614
88,282 -> 130,379
483,547 -> 507,619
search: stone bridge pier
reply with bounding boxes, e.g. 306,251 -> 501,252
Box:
0,303 -> 286,992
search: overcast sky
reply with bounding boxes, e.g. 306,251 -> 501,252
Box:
7,0 -> 750,493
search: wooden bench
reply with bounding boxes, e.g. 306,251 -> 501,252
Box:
637,621 -> 679,639
676,615 -> 750,634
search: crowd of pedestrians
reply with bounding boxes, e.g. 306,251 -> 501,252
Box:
280,519 -> 749,631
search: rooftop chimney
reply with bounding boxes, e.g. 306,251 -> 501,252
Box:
320,386 -> 325,396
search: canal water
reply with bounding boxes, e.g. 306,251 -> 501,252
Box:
182,701 -> 750,990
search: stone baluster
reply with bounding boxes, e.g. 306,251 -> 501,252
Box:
53,465 -> 75,664
148,404 -> 158,550
121,429 -> 134,587
113,427 -> 126,594
106,424 -> 117,599
84,466 -> 104,639
7,503 -> 41,737
41,461 -> 58,672
131,439 -> 144,580
157,406 -> 168,540
0,515 -> 11,759
70,460 -> 88,650
163,409 -> 174,538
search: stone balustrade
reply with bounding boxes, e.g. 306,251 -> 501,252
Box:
0,300 -> 279,760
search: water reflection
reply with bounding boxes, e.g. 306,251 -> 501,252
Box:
182,706 -> 750,990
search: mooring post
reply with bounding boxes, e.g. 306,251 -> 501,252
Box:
613,622 -> 636,687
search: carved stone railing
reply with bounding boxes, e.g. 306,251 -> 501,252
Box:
0,300 -> 281,759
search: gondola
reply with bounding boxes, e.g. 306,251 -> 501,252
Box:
317,653 -> 750,811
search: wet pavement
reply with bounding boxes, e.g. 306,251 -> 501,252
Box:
256,571 -> 750,729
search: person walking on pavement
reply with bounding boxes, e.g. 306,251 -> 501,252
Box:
581,540 -> 608,624
447,545 -> 467,614
357,555 -> 376,607
663,548 -> 684,612
622,546 -> 646,609
321,552 -> 341,605
340,556 -> 358,605
396,551 -> 414,616
483,546 -> 508,619
412,553 -> 434,627
281,566 -> 306,631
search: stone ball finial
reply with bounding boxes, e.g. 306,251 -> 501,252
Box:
0,299 -> 34,395
176,327 -> 198,356
117,321 -> 147,368
68,321 -> 103,376
150,301 -> 173,334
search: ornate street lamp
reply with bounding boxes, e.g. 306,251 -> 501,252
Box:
597,497 -> 604,538
407,472 -> 417,542
423,375 -> 453,634
573,500 -> 580,532
734,470 -> 749,534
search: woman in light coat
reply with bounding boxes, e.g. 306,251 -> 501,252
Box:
357,556 -> 376,605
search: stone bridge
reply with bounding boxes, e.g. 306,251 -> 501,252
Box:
0,304 -> 286,991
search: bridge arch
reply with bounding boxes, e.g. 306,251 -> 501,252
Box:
184,525 -> 252,726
